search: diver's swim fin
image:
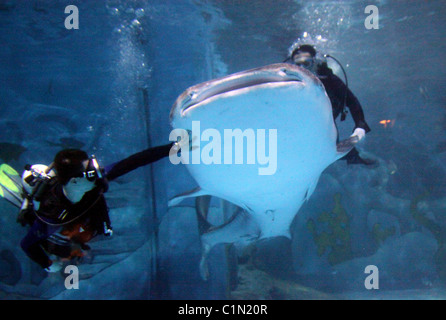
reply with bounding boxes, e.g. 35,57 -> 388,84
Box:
0,164 -> 23,208
335,135 -> 359,160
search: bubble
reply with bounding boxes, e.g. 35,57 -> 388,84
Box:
109,7 -> 119,16
135,8 -> 145,18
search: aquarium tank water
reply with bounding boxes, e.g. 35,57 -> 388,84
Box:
0,0 -> 445,301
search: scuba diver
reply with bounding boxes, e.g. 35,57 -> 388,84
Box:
1,138 -> 187,273
285,44 -> 375,165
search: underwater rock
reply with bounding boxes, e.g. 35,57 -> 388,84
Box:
331,232 -> 437,291
0,142 -> 27,162
251,236 -> 293,278
384,139 -> 445,199
0,209 -> 151,299
50,240 -> 153,299
333,137 -> 446,200
410,194 -> 446,285
230,264 -> 333,300
367,210 -> 399,247
0,249 -> 22,286
292,162 -> 441,291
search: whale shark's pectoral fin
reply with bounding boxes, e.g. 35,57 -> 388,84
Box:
168,187 -> 211,207
335,135 -> 360,160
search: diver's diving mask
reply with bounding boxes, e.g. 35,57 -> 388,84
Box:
292,52 -> 315,69
72,155 -> 103,182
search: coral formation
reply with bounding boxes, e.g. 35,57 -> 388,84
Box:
410,193 -> 446,283
371,223 -> 396,246
307,193 -> 352,265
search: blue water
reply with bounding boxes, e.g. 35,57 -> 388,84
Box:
0,0 -> 445,300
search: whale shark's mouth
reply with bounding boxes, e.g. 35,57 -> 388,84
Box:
178,66 -> 305,114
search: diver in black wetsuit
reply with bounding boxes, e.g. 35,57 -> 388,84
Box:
18,140 -> 184,272
286,44 -> 374,165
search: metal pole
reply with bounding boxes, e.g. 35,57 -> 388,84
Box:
140,87 -> 160,299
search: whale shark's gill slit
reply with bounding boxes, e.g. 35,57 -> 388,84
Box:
304,188 -> 309,200
182,77 -> 302,112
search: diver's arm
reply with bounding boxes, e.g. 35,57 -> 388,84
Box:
345,86 -> 371,133
330,74 -> 371,133
104,143 -> 174,181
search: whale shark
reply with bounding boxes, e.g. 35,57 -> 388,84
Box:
169,63 -> 358,279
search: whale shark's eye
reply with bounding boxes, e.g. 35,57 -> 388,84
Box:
188,91 -> 197,100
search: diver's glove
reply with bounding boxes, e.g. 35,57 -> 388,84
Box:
17,208 -> 35,226
172,129 -> 197,153
104,228 -> 113,237
44,260 -> 63,273
351,128 -> 366,141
